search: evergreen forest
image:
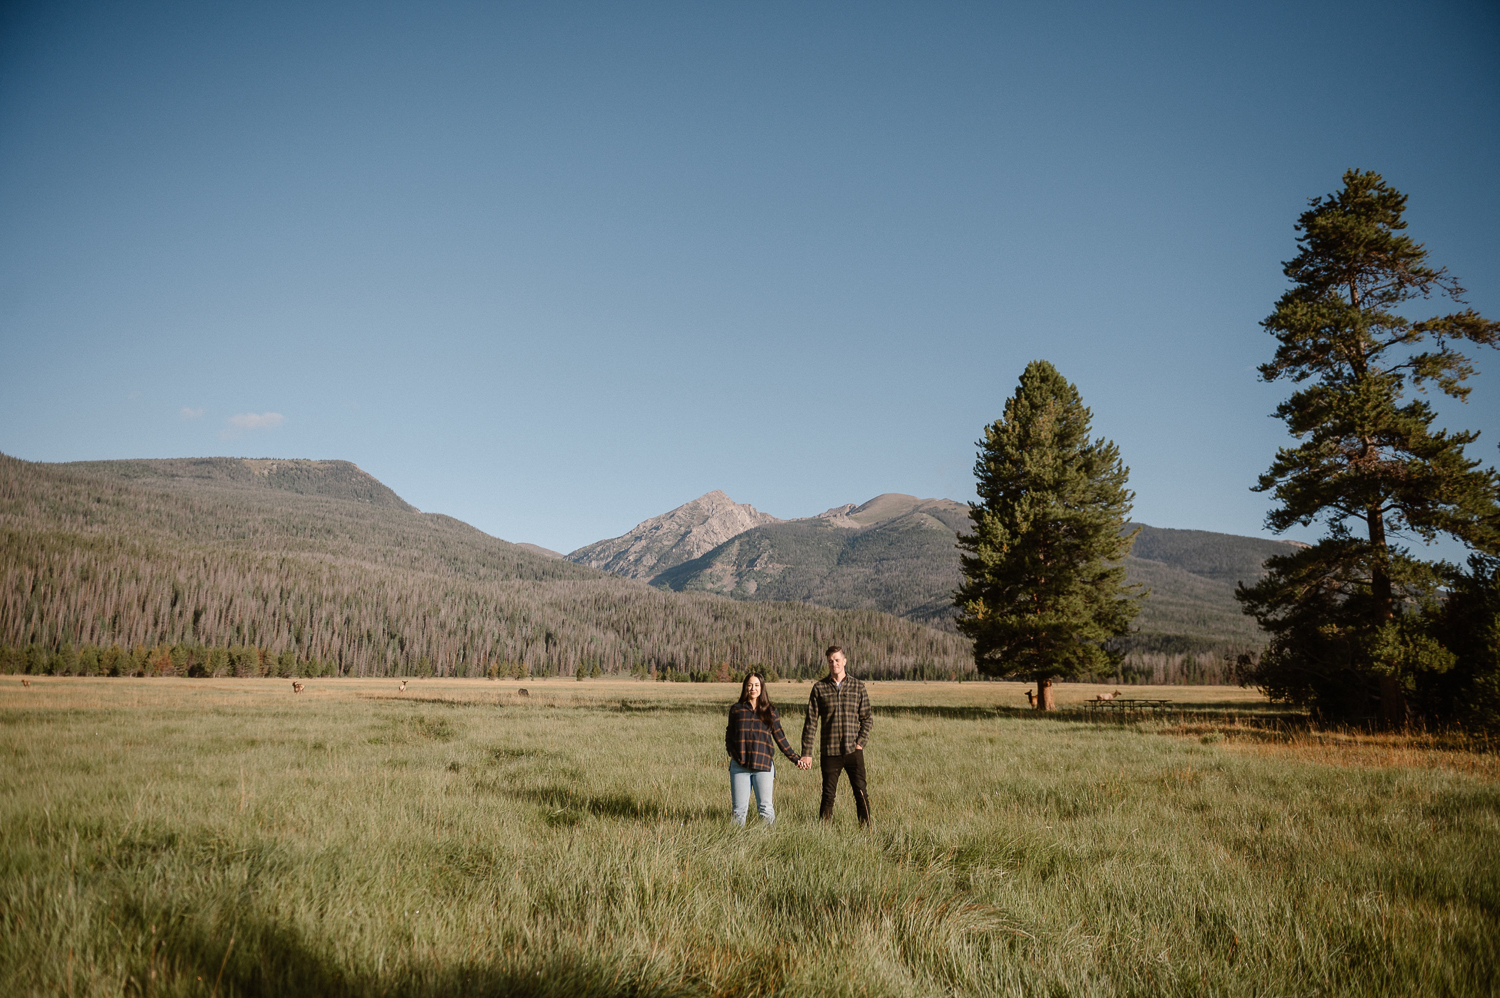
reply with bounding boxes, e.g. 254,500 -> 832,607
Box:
0,454 -> 972,679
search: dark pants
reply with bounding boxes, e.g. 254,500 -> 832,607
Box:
819,750 -> 870,824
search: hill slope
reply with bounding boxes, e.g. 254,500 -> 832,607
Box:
594,492 -> 1296,652
63,457 -> 417,511
1116,529 -> 1291,651
0,454 -> 971,677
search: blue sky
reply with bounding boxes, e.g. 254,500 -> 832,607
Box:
2,0 -> 1497,555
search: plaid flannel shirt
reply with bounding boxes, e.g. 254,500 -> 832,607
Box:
725,702 -> 800,772
802,674 -> 873,757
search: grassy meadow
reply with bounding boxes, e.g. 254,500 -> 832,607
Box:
1,676 -> 1496,997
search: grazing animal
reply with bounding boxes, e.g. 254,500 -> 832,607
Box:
292,681 -> 305,693
1093,690 -> 1121,702
1024,689 -> 1034,707
21,678 -> 31,688
399,680 -> 408,693
516,688 -> 530,698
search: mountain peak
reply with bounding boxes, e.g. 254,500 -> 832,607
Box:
567,490 -> 781,579
682,489 -> 738,511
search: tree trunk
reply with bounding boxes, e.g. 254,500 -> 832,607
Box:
1367,506 -> 1407,727
1036,677 -> 1055,711
1378,673 -> 1407,730
1367,507 -> 1393,621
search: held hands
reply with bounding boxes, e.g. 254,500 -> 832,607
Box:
797,756 -> 813,770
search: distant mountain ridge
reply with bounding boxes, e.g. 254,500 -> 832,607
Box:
567,490 -> 780,579
651,494 -> 970,627
573,491 -> 1298,652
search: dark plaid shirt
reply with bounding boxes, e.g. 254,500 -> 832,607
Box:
802,674 -> 873,757
725,702 -> 800,772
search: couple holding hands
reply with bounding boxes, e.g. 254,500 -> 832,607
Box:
723,645 -> 872,827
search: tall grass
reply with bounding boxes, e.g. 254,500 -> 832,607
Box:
1,678 -> 1495,996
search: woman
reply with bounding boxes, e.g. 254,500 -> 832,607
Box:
725,672 -> 802,826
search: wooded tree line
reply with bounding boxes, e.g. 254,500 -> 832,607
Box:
1,454 -> 974,679
0,636 -> 1228,685
0,639 -> 340,678
1112,652 -> 1251,687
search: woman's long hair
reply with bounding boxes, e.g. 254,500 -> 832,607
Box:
737,672 -> 776,725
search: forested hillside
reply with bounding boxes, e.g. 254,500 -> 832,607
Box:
0,454 -> 972,677
645,493 -> 1293,653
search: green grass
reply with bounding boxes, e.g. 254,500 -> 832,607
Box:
1,677 -> 1495,996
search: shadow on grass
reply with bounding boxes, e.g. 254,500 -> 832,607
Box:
124,901 -> 700,998
370,695 -> 733,716
373,695 -> 496,708
612,699 -> 725,715
874,703 -> 1299,725
378,689 -> 1309,733
874,705 -> 1004,721
506,783 -> 718,825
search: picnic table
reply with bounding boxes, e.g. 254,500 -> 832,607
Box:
1085,697 -> 1174,714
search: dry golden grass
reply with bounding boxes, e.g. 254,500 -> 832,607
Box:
0,675 -> 1271,712
1150,718 -> 1500,780
2,674 -> 1472,774
3,675 -> 1494,997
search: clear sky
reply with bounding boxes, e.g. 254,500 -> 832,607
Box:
2,0 -> 1497,555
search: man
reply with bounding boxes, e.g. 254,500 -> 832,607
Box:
800,645 -> 873,825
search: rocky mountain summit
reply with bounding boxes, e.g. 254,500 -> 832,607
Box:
566,490 -> 781,579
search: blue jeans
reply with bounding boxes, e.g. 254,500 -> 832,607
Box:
729,759 -> 776,826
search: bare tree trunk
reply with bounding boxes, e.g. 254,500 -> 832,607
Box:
1367,507 -> 1393,621
1036,677 -> 1055,711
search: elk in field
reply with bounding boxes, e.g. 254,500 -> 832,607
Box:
399,680 -> 408,693
291,681 -> 305,693
1091,689 -> 1122,702
517,688 -> 529,698
21,678 -> 30,688
1024,689 -> 1034,707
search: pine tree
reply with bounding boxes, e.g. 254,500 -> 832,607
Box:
954,360 -> 1143,707
1237,169 -> 1500,726
1418,555 -> 1500,730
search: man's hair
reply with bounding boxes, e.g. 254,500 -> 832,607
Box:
825,645 -> 844,659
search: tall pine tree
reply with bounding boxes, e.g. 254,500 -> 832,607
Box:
955,360 -> 1143,708
1237,169 -> 1500,726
